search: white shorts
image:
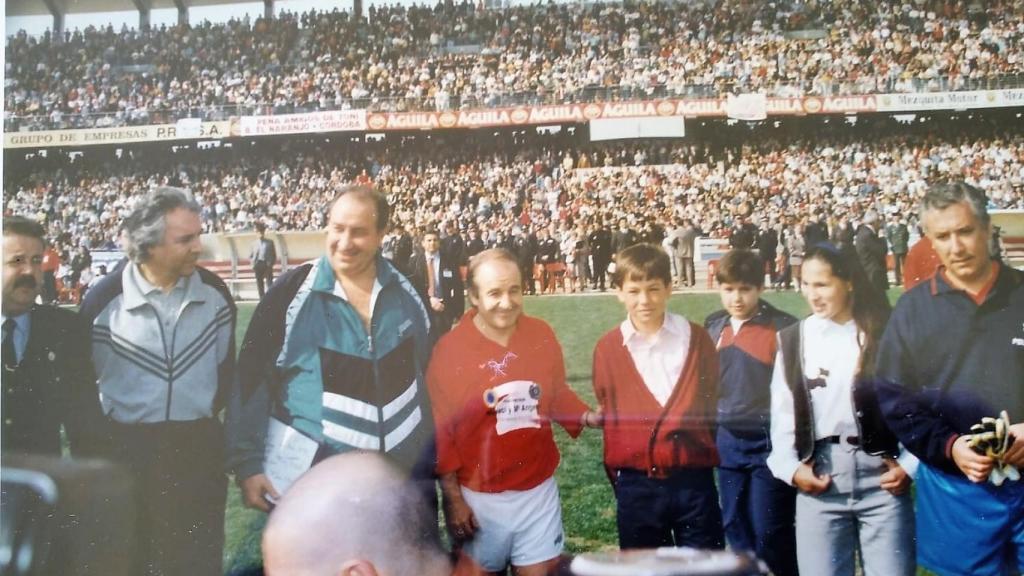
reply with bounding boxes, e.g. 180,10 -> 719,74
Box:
460,475 -> 565,571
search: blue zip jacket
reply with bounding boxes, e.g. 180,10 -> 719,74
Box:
705,300 -> 796,467
225,254 -> 435,481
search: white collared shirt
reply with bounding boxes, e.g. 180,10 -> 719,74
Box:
620,311 -> 691,406
768,315 -> 860,484
767,314 -> 919,485
427,251 -> 441,296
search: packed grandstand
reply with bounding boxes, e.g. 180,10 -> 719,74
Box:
3,0 -> 1023,300
5,0 -> 1023,129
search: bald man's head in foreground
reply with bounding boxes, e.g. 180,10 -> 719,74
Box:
262,452 -> 450,576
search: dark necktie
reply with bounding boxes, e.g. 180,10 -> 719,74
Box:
3,319 -> 18,371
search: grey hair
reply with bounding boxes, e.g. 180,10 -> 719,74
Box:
122,186 -> 200,264
919,182 -> 990,232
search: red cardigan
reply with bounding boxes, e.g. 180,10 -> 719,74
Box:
592,320 -> 720,476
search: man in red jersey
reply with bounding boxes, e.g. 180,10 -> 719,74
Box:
427,248 -> 601,576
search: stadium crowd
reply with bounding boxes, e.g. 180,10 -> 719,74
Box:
5,118 -> 1022,300
6,0 -> 1024,129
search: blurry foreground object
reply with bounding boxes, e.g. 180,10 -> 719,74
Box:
569,548 -> 765,576
1,454 -> 135,576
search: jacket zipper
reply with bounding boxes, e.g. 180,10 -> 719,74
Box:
154,311 -> 173,421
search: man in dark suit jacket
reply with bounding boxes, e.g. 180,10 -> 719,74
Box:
611,218 -> 636,256
441,221 -> 467,267
410,230 -> 465,334
855,210 -> 889,293
250,223 -> 277,299
2,216 -> 107,457
588,221 -> 613,291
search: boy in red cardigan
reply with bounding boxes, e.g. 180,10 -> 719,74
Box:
592,243 -> 724,550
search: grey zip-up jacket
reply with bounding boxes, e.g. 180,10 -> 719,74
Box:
80,261 -> 236,423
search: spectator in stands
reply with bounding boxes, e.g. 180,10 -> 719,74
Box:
6,0 -> 1024,128
4,126 -> 1023,261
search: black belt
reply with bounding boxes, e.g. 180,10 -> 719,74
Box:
820,435 -> 860,446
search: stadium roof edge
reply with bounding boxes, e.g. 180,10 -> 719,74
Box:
6,0 -> 264,18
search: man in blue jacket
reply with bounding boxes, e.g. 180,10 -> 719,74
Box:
225,185 -> 437,521
876,182 -> 1024,576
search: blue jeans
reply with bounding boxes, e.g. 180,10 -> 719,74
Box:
718,464 -> 798,575
614,467 -> 724,550
795,443 -> 915,576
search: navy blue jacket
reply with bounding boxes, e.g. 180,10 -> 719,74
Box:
705,300 -> 796,466
875,265 -> 1024,475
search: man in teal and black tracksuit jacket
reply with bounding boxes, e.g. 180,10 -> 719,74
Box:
225,252 -> 437,515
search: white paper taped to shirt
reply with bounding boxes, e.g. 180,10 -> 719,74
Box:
491,379 -> 541,435
263,417 -> 318,502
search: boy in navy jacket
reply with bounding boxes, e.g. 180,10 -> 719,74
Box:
705,249 -> 798,575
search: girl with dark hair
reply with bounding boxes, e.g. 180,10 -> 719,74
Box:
766,243 -> 916,576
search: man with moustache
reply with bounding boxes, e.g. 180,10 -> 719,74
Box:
80,187 -> 236,576
2,216 -> 106,457
226,185 -> 437,526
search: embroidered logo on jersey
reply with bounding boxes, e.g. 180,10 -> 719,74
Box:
480,351 -> 518,380
490,380 -> 541,435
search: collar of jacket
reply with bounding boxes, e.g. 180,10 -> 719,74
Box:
121,264 -> 207,311
309,253 -> 399,295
